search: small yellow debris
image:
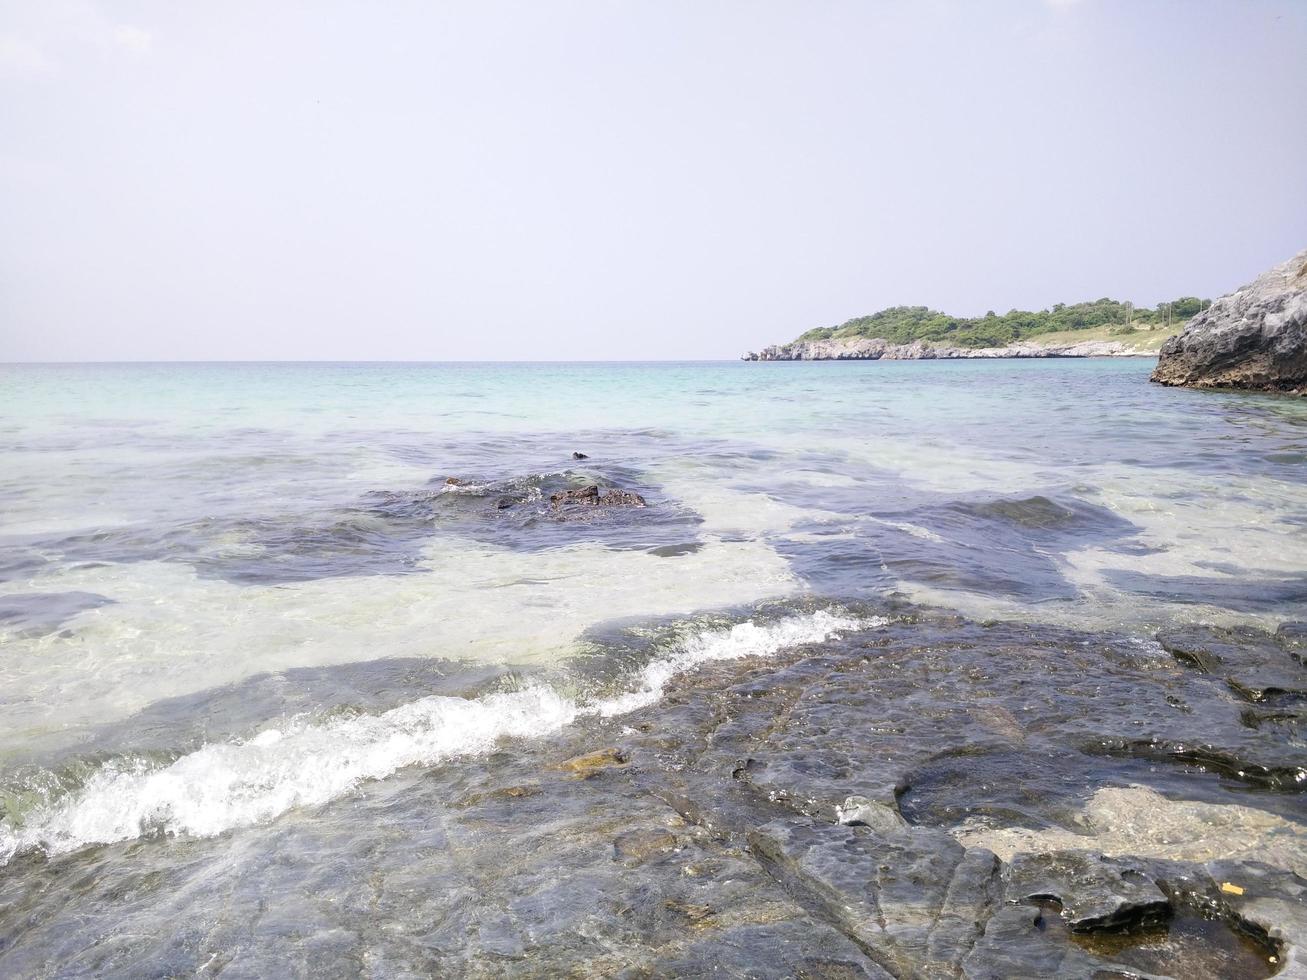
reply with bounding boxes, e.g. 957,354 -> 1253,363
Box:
1220,882 -> 1245,896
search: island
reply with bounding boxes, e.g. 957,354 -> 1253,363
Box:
743,297 -> 1204,361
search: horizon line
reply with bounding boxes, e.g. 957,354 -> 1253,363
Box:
1,358 -> 758,366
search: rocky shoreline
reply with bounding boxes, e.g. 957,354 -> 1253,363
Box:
4,600 -> 1302,977
433,603 -> 1305,978
743,337 -> 1153,361
1153,248 -> 1307,394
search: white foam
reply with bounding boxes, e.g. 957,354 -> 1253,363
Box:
0,687 -> 579,865
595,609 -> 875,717
0,610 -> 879,864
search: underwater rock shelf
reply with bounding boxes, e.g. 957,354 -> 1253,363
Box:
3,604 -> 1303,977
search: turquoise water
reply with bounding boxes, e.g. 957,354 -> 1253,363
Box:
0,359 -> 1305,864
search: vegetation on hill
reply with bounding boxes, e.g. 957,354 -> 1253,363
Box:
795,297 -> 1209,349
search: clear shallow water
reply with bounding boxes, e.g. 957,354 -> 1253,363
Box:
0,360 -> 1305,902
1,362 -> 1305,743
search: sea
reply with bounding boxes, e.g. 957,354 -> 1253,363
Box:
0,359 -> 1304,974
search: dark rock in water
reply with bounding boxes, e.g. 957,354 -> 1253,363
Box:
571,451 -> 588,460
1152,247 -> 1307,393
1205,858 -> 1307,977
652,922 -> 892,978
1158,625 -> 1307,703
964,902 -> 1128,978
774,490 -> 1142,603
495,497 -> 514,510
549,484 -> 647,510
597,488 -> 646,507
966,893 -> 1279,979
0,591 -> 115,638
550,485 -> 600,508
561,485 -> 602,506
7,443 -> 702,586
1006,851 -> 1169,932
1104,569 -> 1307,612
969,494 -> 1084,528
0,606 -> 1298,977
647,542 -> 704,558
750,816 -> 1001,978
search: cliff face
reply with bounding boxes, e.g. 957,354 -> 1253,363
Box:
742,338 -> 1146,361
1151,248 -> 1307,394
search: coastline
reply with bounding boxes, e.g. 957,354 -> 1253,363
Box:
743,337 -> 1160,361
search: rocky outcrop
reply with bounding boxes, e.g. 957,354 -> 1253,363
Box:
1152,247 -> 1307,393
549,484 -> 647,510
743,337 -> 1149,361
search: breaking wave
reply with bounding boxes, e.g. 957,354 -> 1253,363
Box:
0,609 -> 876,864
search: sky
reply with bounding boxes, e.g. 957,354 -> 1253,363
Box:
1,1 -> 1305,362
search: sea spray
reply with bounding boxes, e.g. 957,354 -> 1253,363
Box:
0,609 -> 877,864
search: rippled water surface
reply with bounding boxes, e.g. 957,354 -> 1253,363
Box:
0,360 -> 1305,975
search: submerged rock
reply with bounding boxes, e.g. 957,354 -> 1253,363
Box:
750,816 -> 1001,977
0,591 -> 115,638
1152,247 -> 1307,393
647,542 -> 704,558
549,484 -> 647,510
1157,624 -> 1307,703
1006,851 -> 1169,932
953,785 -> 1307,877
0,607 -> 1298,977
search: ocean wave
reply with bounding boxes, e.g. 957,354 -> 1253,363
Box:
0,609 -> 877,865
594,609 -> 873,716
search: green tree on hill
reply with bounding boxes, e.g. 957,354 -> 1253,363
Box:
794,297 -> 1208,349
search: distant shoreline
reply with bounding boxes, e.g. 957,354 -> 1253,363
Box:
742,337 -> 1162,361
746,298 -> 1192,361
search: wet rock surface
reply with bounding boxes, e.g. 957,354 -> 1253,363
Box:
1004,851 -> 1168,931
1152,247 -> 1307,394
1158,624 -> 1307,703
0,605 -> 1302,977
548,484 -> 647,511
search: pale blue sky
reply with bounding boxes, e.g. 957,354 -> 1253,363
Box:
1,1 -> 1304,361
